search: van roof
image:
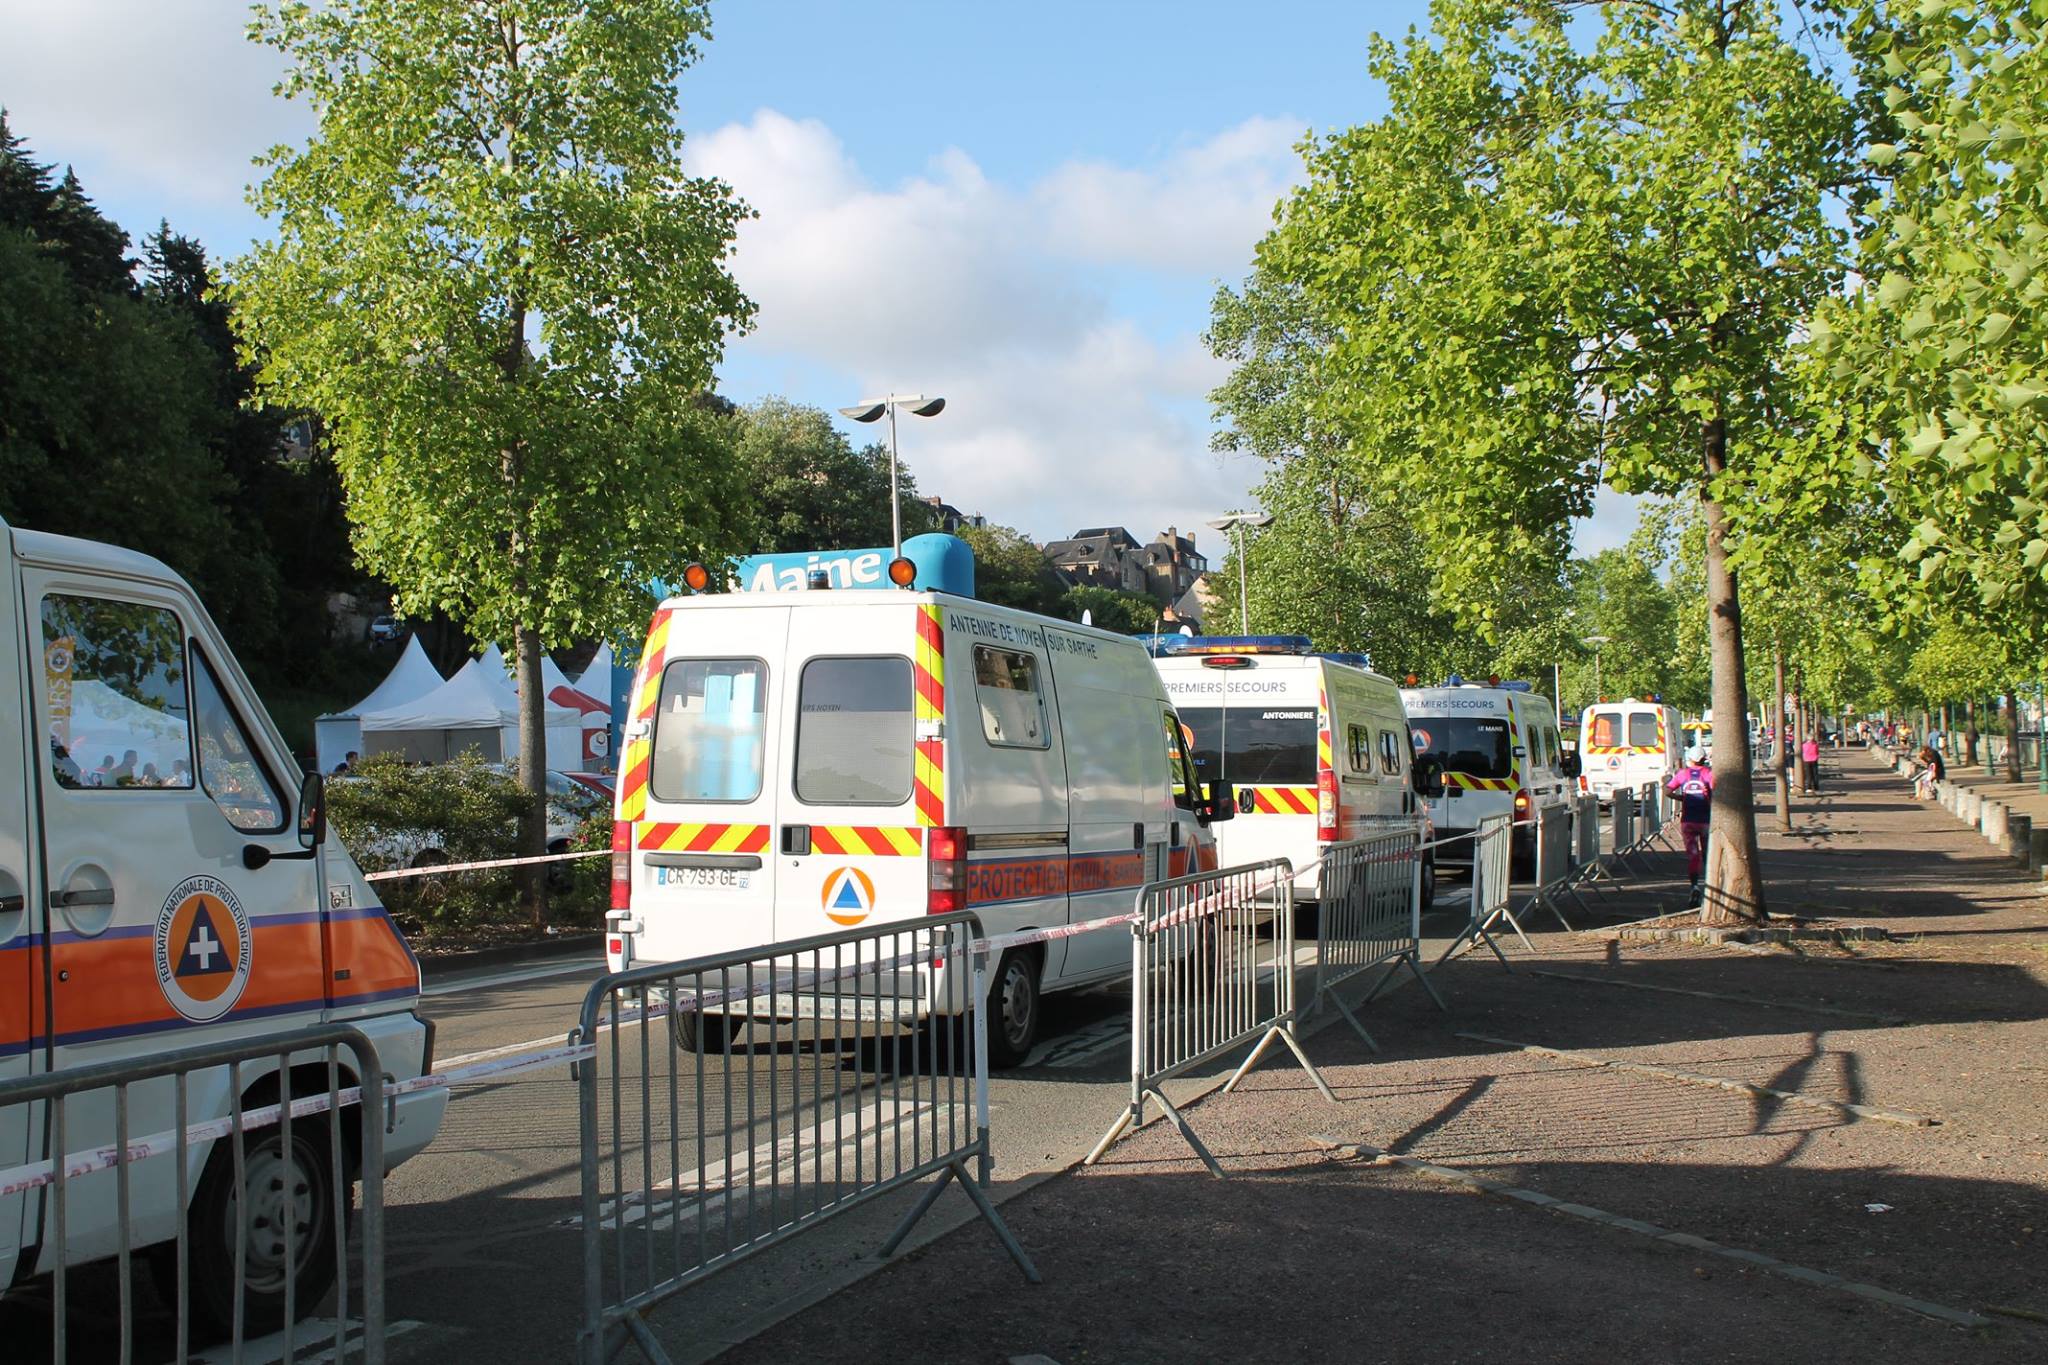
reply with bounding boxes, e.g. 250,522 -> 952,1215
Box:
1152,651 -> 1398,686
10,526 -> 177,584
656,588 -> 1137,648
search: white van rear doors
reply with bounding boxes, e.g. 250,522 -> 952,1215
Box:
1,524 -> 32,1284
634,606 -> 787,959
776,607 -> 929,939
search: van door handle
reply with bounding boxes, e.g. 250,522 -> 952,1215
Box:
1132,822 -> 1144,850
50,887 -> 115,909
781,825 -> 811,856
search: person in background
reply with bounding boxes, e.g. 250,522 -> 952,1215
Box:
108,749 -> 137,786
1912,743 -> 1944,800
332,750 -> 359,775
1801,733 -> 1822,793
1667,747 -> 1715,907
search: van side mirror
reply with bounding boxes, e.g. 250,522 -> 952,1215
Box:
1412,756 -> 1446,800
1560,750 -> 1582,779
299,772 -> 327,849
1201,779 -> 1236,824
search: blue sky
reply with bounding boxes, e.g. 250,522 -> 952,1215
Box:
0,0 -> 1639,552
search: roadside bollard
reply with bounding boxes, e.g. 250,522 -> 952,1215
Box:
1963,790 -> 1984,824
2007,813 -> 2031,866
1982,800 -> 2007,846
2031,825 -> 2048,876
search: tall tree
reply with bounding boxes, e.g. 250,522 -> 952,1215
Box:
232,0 -> 755,918
1213,0 -> 1858,920
733,397 -> 937,553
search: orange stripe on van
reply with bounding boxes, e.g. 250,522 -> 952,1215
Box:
912,603 -> 946,827
638,822 -> 771,855
812,826 -> 923,856
1247,785 -> 1316,815
615,607 -> 675,822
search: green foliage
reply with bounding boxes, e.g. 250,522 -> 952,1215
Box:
1056,585 -> 1162,635
957,522 -> 1065,615
230,0 -> 755,654
732,397 -> 937,553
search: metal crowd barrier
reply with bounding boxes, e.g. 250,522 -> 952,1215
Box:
1608,788 -> 1644,874
1309,827 -> 1445,1047
1084,858 -> 1334,1179
0,1024 -> 387,1365
1433,814 -> 1521,967
1522,800 -> 1583,931
572,912 -> 1037,1364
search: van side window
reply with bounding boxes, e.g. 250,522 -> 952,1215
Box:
40,594 -> 195,791
972,646 -> 1049,750
796,657 -> 913,805
1164,712 -> 1198,810
1378,728 -> 1403,775
651,658 -> 768,803
1347,724 -> 1371,773
192,648 -> 286,832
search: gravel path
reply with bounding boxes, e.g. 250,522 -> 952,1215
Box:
720,756 -> 2048,1364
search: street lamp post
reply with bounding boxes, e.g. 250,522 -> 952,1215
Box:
1580,635 -> 1612,701
840,393 -> 947,559
1208,512 -> 1275,633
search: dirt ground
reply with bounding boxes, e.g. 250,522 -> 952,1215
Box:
720,752 -> 2048,1365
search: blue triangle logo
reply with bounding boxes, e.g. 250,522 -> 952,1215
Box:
177,904 -> 233,977
831,876 -> 865,910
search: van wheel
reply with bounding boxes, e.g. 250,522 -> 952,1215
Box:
672,1007 -> 731,1055
985,948 -> 1041,1069
1420,854 -> 1437,909
172,1111 -> 346,1341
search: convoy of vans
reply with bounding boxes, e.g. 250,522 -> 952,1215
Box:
1149,636 -> 1441,909
1,515 -> 444,1331
1401,679 -> 1578,872
603,578 -> 1234,1066
1578,699 -> 1683,805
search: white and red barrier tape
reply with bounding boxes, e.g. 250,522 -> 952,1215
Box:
362,849 -> 608,882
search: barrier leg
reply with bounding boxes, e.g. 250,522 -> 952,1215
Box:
1323,986 -> 1381,1052
624,1313 -> 676,1365
1083,1105 -> 1137,1166
1151,1088 -> 1228,1180
1403,952 -> 1450,1011
879,1159 -> 1041,1283
1530,887 -> 1576,933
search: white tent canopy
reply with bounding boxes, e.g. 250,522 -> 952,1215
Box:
490,643 -> 606,770
358,656 -> 577,765
315,637 -> 444,773
573,642 -> 613,689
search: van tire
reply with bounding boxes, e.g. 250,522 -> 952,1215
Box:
986,948 -> 1042,1069
1420,853 -> 1437,909
672,1008 -> 731,1055
172,1107 -> 347,1342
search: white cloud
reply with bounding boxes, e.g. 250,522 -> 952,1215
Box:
0,1 -> 301,211
689,111 -> 1285,544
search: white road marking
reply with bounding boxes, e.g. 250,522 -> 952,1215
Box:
1024,1015 -> 1129,1070
190,1318 -> 424,1364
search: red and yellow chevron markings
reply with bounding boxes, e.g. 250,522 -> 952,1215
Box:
638,821 -> 771,855
615,606 -> 675,822
1245,785 -> 1317,814
1317,688 -> 1333,772
912,603 -> 946,827
1443,772 -> 1514,792
811,825 -> 923,856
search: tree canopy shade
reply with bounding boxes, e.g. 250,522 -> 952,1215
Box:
230,0 -> 754,917
1210,0 -> 1860,921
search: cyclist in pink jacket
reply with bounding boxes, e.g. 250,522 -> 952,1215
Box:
1667,748 -> 1714,905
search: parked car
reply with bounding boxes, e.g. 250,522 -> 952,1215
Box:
367,613 -> 404,644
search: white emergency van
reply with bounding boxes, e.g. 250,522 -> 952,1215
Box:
1149,637 -> 1441,909
605,577 -> 1232,1067
1579,699 -> 1682,804
1,515 -> 445,1334
1401,679 -> 1577,873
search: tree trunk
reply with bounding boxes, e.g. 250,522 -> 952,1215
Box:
515,626 -> 549,924
1965,698 -> 1980,767
1773,644 -> 1790,832
2006,687 -> 2022,783
1699,427 -> 1765,923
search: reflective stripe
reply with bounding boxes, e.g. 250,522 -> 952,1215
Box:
615,606 -> 674,822
912,603 -> 947,826
1246,785 -> 1317,814
812,826 -> 924,857
638,822 -> 771,855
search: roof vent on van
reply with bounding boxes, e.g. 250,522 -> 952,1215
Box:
807,568 -> 831,590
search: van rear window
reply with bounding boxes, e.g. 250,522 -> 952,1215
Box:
1628,713 -> 1661,748
1587,711 -> 1620,748
796,657 -> 913,805
650,659 -> 768,804
1411,717 -> 1512,779
1177,707 -> 1316,785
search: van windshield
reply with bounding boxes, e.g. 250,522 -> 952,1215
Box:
1177,707 -> 1316,785
1410,717 -> 1512,779
650,658 -> 767,803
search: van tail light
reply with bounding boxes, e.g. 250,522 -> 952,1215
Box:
610,820 -> 634,911
1317,768 -> 1339,841
927,826 -> 967,914
1513,790 -> 1531,820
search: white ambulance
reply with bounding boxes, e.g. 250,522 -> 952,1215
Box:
1149,637 -> 1440,909
605,569 -> 1232,1067
1401,678 -> 1577,874
1,515 -> 445,1333
1578,699 -> 1682,805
